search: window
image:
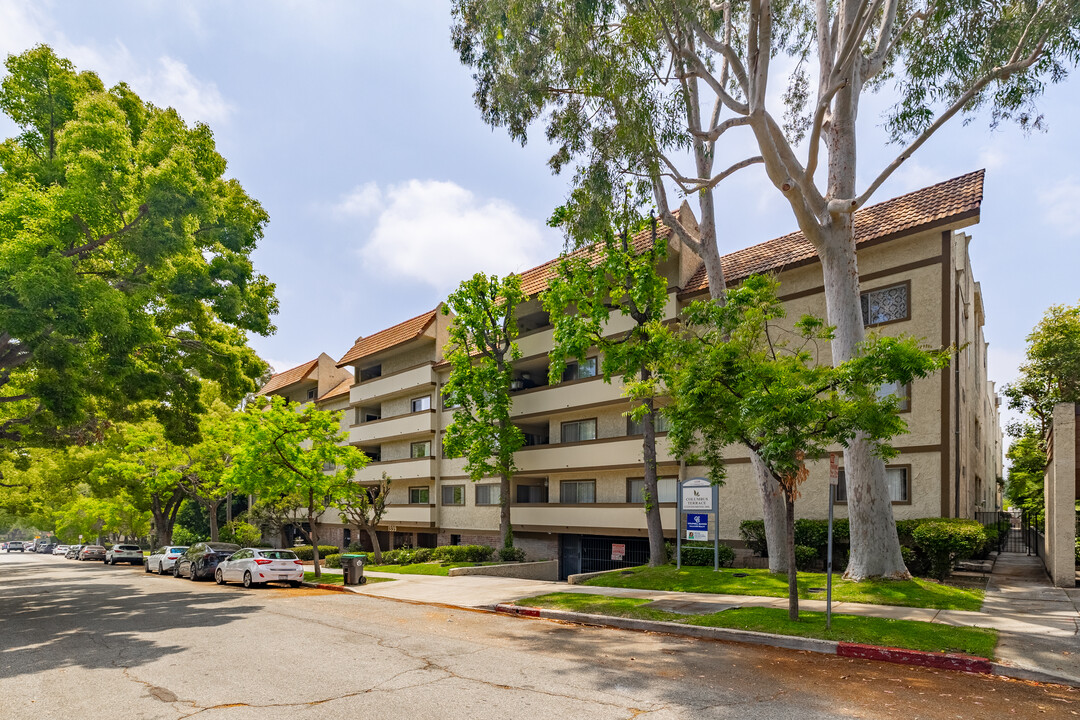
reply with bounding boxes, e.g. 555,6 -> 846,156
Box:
975,420 -> 981,448
562,357 -> 598,381
409,487 -> 430,504
861,283 -> 909,326
306,388 -> 316,400
516,484 -> 548,503
561,480 -> 596,504
835,467 -> 909,504
450,534 -> 461,546
561,418 -> 597,443
476,484 -> 501,506
627,413 -> 670,436
626,477 -> 677,503
323,460 -> 336,471
411,395 -> 431,412
410,440 -> 431,458
441,485 -> 464,506
876,381 -> 911,412
360,364 -> 382,382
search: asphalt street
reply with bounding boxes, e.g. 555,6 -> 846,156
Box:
0,551 -> 1074,719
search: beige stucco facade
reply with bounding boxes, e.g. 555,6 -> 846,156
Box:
260,177 -> 1004,576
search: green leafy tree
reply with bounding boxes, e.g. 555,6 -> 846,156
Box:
178,400 -> 247,542
230,395 -> 368,577
337,472 -> 391,563
442,273 -> 527,550
1004,432 -> 1045,516
543,209 -> 672,565
663,275 -> 949,612
247,493 -> 305,549
0,45 -> 276,461
452,0 -> 1080,580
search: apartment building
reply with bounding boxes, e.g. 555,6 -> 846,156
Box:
259,171 -> 1004,579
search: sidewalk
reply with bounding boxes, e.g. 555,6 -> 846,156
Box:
309,555 -> 1080,684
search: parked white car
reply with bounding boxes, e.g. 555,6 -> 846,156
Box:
215,548 -> 303,588
53,545 -> 69,556
146,546 -> 189,575
106,544 -> 144,565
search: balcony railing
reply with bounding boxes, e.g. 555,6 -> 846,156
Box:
354,457 -> 435,483
514,435 -> 673,473
381,504 -> 436,528
350,363 -> 436,405
511,503 -> 676,531
349,410 -> 435,444
510,376 -> 627,419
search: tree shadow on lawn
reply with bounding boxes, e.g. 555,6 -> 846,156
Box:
0,560 -> 260,680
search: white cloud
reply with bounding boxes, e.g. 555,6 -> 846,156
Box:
337,179 -> 559,292
1040,177 -> 1080,238
0,3 -> 231,125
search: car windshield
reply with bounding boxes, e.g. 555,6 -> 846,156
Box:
258,551 -> 298,560
207,543 -> 240,552
117,545 -> 140,551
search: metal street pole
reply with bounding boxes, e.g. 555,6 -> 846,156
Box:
676,478 -> 682,570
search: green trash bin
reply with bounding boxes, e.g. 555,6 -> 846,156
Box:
340,554 -> 367,585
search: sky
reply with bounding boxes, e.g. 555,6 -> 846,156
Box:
1,1 -> 1077,443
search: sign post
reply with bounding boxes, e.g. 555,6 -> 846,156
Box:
827,453 -> 838,630
679,477 -> 720,571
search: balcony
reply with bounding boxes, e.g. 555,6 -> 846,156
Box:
381,504 -> 436,528
354,457 -> 434,483
511,376 -> 627,419
511,503 -> 677,532
515,435 -> 673,473
351,363 -> 436,405
350,410 -> 435,444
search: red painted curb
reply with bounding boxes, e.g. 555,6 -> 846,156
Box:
302,582 -> 350,593
837,642 -> 993,674
495,604 -> 540,618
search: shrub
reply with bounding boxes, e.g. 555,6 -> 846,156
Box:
497,546 -> 526,562
1075,537 -> 1080,566
171,526 -> 207,546
738,520 -> 768,557
429,544 -> 493,563
793,520 -> 827,551
377,547 -> 432,565
220,521 -> 262,547
900,545 -> 930,577
912,521 -> 986,580
324,553 -> 342,569
680,542 -> 735,567
794,545 -> 818,571
291,545 -> 341,562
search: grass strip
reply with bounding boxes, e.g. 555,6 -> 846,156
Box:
365,561 -> 499,576
303,572 -> 394,585
583,565 -> 984,611
521,592 -> 997,658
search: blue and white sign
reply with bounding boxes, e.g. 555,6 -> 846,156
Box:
686,513 -> 709,541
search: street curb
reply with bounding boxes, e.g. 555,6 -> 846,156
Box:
300,581 -> 350,593
494,604 -> 1079,688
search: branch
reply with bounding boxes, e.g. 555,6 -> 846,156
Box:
691,115 -> 752,142
63,205 -> 149,259
649,174 -> 704,258
804,79 -> 846,180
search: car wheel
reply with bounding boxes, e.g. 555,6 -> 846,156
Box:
172,563 -> 180,578
143,560 -> 151,573
189,562 -> 199,581
215,569 -> 225,585
158,562 -> 164,575
243,571 -> 254,589
289,580 -> 301,588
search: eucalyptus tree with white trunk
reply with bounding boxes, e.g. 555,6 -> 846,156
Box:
452,0 -> 1080,579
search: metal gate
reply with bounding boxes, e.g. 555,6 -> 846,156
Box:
976,510 -> 1043,555
558,534 -> 650,580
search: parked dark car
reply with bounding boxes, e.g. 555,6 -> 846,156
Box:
174,542 -> 241,581
79,545 -> 106,561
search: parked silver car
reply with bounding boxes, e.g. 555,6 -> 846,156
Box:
105,544 -> 144,565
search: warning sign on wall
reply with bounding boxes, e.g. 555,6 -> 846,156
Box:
611,543 -> 626,561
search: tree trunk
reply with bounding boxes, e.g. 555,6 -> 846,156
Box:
365,526 -> 383,564
785,491 -> 799,621
818,226 -> 910,580
207,500 -> 221,542
308,489 -> 321,578
752,453 -> 789,573
499,470 -> 512,549
640,397 -> 667,565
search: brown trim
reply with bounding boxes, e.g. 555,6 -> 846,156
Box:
509,524 -> 678,538
861,279 -> 912,328
387,503 -> 435,507
438,461 -> 681,481
776,255 -> 943,303
349,408 -> 435,429
439,484 -> 465,506
366,456 -> 434,467
678,210 -> 979,302
833,464 -> 912,506
940,231 -> 952,516
517,432 -> 656,452
512,397 -> 630,423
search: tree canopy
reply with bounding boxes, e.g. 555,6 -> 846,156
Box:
0,45 -> 276,457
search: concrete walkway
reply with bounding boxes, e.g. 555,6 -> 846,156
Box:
311,554 -> 1080,683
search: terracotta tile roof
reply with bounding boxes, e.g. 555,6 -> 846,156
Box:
517,218 -> 674,296
681,170 -> 985,295
317,377 -> 352,403
258,358 -> 318,395
337,308 -> 439,367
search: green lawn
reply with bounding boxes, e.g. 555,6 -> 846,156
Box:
303,572 -> 394,585
521,593 -> 998,658
366,561 -> 500,576
583,565 -> 984,611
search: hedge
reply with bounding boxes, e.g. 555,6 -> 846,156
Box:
374,544 -> 494,566
680,542 -> 735,567
324,553 -> 342,569
291,545 -> 341,561
911,521 -> 987,580
794,545 -> 818,571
